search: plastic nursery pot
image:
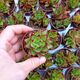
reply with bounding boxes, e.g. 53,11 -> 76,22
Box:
30,10 -> 49,29
72,10 -> 80,29
65,67 -> 80,80
22,29 -> 62,58
64,29 -> 80,48
51,17 -> 71,30
52,49 -> 78,69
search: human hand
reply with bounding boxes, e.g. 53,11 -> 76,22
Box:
0,25 -> 46,80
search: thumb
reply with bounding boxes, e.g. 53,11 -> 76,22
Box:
19,57 -> 46,75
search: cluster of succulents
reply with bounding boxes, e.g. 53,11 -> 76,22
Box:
0,0 -> 80,80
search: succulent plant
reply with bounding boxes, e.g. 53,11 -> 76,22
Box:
0,2 -> 9,13
27,72 -> 40,80
23,30 -> 60,57
53,50 -> 78,68
13,11 -> 24,24
65,29 -> 80,48
48,70 -> 65,80
7,15 -> 15,25
52,18 -> 71,29
68,0 -> 80,9
30,10 -> 49,28
71,68 -> 80,80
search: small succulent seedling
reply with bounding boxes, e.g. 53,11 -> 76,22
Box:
54,50 -> 78,68
27,72 -> 40,80
31,10 -> 49,28
71,68 -> 80,80
48,70 -> 65,80
65,29 -> 80,48
7,15 -> 15,25
23,30 -> 60,57
53,18 -> 70,29
68,0 -> 80,9
13,11 -> 24,24
0,2 -> 8,13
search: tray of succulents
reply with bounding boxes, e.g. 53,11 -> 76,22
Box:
0,0 -> 80,80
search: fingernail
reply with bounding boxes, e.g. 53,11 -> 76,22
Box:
40,57 -> 46,63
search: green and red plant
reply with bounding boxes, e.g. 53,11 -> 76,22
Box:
22,30 -> 61,57
64,29 -> 80,48
53,50 -> 78,68
30,10 -> 49,28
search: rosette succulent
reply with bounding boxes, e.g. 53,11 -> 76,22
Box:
13,11 -> 24,24
71,68 -> 80,80
0,1 -> 9,13
68,0 -> 80,9
48,70 -> 65,80
30,10 -> 49,28
52,18 -> 71,29
53,50 -> 78,68
66,68 -> 80,80
65,29 -> 80,48
23,30 -> 61,57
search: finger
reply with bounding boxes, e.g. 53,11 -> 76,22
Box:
0,25 -> 33,51
16,51 -> 26,62
18,57 -> 46,75
0,25 -> 33,42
